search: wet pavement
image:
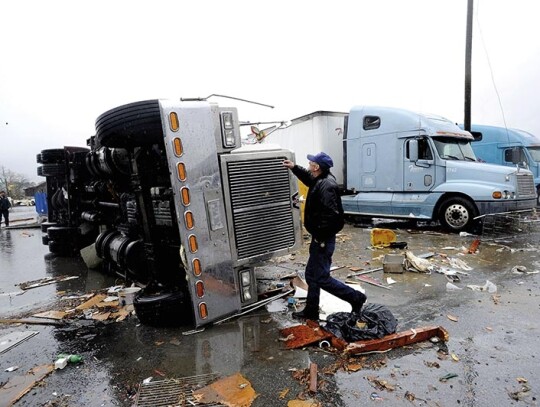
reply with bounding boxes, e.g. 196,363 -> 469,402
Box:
1,206 -> 539,406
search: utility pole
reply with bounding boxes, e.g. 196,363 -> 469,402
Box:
464,0 -> 473,131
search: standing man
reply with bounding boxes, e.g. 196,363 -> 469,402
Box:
0,191 -> 11,227
283,152 -> 366,320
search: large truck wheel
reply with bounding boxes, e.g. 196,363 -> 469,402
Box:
40,149 -> 65,164
95,100 -> 163,148
133,288 -> 193,327
536,186 -> 540,206
438,197 -> 478,232
47,226 -> 79,241
41,163 -> 66,177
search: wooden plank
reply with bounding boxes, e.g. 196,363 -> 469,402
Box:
0,364 -> 54,406
309,363 -> 317,393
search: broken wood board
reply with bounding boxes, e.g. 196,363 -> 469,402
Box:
17,276 -> 79,290
0,318 -> 65,327
333,325 -> 450,354
75,293 -> 107,310
193,372 -> 258,407
348,274 -> 391,290
279,320 -> 334,350
0,364 -> 54,406
32,310 -> 67,320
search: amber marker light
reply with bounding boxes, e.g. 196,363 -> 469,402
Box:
492,191 -> 502,199
192,258 -> 202,276
184,211 -> 194,229
173,138 -> 183,156
180,187 -> 190,206
169,112 -> 180,132
188,234 -> 198,253
177,163 -> 187,181
195,281 -> 205,298
199,302 -> 208,319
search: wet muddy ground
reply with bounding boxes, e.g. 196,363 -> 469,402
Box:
1,206 -> 539,406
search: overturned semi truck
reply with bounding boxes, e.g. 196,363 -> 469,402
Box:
36,99 -> 302,327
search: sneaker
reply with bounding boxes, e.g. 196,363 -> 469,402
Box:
292,309 -> 319,321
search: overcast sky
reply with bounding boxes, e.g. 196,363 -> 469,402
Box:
1,0 -> 539,183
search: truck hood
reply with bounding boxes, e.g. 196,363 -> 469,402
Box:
446,160 -> 533,178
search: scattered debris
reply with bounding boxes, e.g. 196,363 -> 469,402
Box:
404,251 -> 434,273
135,372 -> 220,407
348,274 -> 391,290
193,372 -> 258,406
467,280 -> 497,293
309,362 -> 318,393
280,320 -> 334,349
0,331 -> 39,354
370,228 -> 397,247
0,364 -> 54,405
5,366 -> 19,372
467,239 -> 481,253
16,276 -> 79,290
446,314 -> 459,322
439,373 -> 458,382
446,282 -> 462,291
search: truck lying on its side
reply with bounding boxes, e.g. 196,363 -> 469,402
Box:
36,99 -> 301,327
264,106 -> 537,232
466,124 -> 540,204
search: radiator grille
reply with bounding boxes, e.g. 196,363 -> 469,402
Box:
516,173 -> 535,197
226,157 -> 296,260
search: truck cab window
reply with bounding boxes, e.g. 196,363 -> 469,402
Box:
433,137 -> 477,161
505,147 -> 527,166
363,116 -> 380,130
406,138 -> 433,160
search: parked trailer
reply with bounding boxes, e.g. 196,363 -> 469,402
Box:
265,107 -> 537,232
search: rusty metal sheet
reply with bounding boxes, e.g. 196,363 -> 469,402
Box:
279,321 -> 334,350
339,325 -> 449,354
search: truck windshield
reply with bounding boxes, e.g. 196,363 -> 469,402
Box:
433,137 -> 477,161
526,147 -> 540,162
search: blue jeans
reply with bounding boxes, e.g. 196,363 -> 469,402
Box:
305,236 -> 365,313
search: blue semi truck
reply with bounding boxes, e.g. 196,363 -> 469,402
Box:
467,124 -> 540,204
265,106 -> 537,232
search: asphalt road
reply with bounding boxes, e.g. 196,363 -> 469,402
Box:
0,207 -> 539,406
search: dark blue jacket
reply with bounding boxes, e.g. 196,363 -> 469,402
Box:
0,196 -> 11,211
291,165 -> 344,241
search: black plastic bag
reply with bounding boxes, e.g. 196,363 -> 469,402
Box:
324,303 -> 398,342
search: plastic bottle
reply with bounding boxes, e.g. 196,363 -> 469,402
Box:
57,354 -> 83,363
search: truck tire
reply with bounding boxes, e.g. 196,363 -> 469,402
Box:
41,163 -> 66,177
438,197 -> 478,232
40,149 -> 65,164
47,226 -> 79,241
95,100 -> 163,148
48,240 -> 77,256
133,288 -> 192,327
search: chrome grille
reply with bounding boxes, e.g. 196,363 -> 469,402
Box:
227,157 -> 296,260
516,173 -> 535,196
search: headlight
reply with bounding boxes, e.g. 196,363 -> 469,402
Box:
241,270 -> 251,286
221,111 -> 237,148
242,286 -> 252,301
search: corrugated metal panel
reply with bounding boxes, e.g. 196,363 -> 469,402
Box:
227,157 -> 296,260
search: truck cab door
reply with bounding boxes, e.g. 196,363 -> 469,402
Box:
404,138 -> 436,191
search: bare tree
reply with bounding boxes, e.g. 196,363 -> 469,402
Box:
0,165 -> 34,199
